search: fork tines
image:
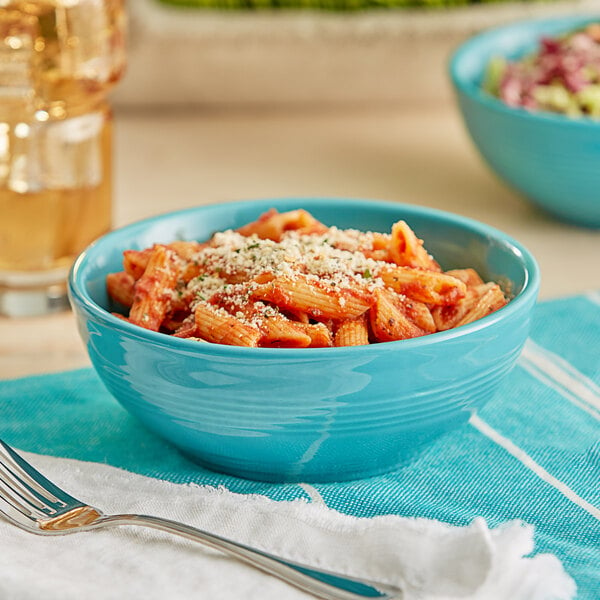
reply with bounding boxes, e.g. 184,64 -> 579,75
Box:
0,440 -> 74,521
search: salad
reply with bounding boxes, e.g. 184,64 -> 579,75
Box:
483,22 -> 600,118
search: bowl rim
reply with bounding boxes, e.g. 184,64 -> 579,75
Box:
68,197 -> 541,358
448,13 -> 600,128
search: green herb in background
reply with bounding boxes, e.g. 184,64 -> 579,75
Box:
158,0 -> 554,10
482,56 -> 507,97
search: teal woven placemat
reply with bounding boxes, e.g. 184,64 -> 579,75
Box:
1,291 -> 599,597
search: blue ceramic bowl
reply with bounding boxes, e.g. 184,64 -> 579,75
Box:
68,198 -> 540,482
449,15 -> 600,228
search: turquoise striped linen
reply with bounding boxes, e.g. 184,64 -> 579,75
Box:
1,292 -> 599,598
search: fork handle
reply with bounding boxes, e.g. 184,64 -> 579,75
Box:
94,513 -> 400,600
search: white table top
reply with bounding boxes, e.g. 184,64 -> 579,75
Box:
1,103 -> 599,379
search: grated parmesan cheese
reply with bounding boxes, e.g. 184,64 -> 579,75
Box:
109,210 -> 509,347
184,229 -> 387,311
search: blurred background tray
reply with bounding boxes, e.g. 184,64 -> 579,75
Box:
115,0 -> 597,109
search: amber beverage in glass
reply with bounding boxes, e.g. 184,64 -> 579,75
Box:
0,0 -> 126,316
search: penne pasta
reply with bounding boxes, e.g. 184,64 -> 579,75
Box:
258,316 -> 313,348
173,316 -> 198,338
168,241 -> 208,282
123,248 -> 152,280
334,314 -> 370,347
402,298 -> 436,334
454,283 -> 508,328
389,220 -> 441,271
378,265 -> 466,306
108,208 -> 509,347
128,245 -> 181,331
168,240 -> 206,260
369,288 -> 427,342
106,271 -> 135,307
432,282 -> 507,331
251,274 -> 373,321
194,302 -> 261,347
236,208 -> 328,241
444,268 -> 484,287
294,321 -> 334,348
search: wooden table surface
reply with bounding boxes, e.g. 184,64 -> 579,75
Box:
1,104 -> 599,379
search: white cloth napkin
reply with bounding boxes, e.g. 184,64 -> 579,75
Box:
0,451 -> 576,600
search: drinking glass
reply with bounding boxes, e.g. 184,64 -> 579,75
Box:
0,0 -> 126,317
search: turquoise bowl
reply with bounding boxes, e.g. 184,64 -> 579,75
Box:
449,15 -> 600,228
68,198 -> 540,482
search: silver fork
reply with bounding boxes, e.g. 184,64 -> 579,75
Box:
0,439 -> 401,600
